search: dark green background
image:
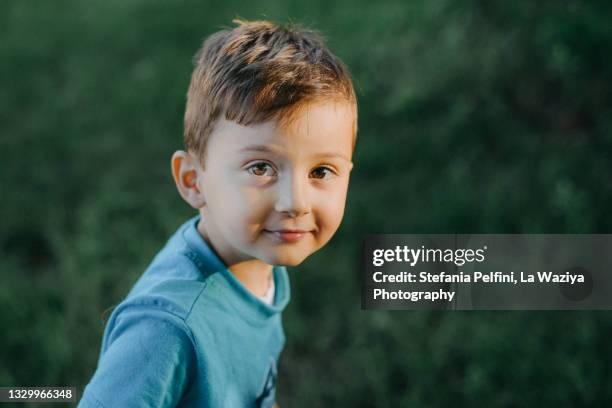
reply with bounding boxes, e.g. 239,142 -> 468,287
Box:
2,0 -> 612,406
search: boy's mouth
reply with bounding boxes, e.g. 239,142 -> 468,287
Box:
264,229 -> 311,243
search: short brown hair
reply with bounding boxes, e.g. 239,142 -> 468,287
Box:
183,19 -> 357,163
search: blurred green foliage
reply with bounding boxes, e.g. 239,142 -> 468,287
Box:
2,0 -> 612,406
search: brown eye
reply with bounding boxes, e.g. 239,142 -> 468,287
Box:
248,162 -> 275,177
310,167 -> 333,179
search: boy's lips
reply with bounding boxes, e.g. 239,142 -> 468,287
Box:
264,229 -> 311,243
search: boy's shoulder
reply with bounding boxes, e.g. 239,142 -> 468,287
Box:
110,216 -> 223,323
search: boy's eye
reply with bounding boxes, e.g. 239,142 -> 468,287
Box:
247,162 -> 276,177
310,166 -> 335,179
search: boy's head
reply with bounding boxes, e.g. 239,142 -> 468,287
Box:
172,19 -> 357,267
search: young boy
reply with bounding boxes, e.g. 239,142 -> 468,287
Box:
79,19 -> 357,407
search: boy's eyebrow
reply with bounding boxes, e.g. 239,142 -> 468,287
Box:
239,145 -> 280,154
315,152 -> 351,162
239,145 -> 351,162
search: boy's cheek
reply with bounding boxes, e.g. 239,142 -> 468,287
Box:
323,193 -> 349,223
217,189 -> 265,222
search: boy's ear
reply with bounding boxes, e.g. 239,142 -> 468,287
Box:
171,150 -> 207,209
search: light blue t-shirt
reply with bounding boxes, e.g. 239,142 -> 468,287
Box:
79,216 -> 291,407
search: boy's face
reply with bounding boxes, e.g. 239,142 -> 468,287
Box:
197,100 -> 355,267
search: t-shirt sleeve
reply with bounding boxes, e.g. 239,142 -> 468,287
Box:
78,307 -> 197,408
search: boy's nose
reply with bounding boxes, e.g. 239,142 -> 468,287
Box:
274,173 -> 311,218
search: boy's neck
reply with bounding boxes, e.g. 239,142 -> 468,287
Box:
196,218 -> 273,298
228,260 -> 273,298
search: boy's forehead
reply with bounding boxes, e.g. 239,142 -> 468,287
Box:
276,99 -> 356,133
211,100 -> 356,155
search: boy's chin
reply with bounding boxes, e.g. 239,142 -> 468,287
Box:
260,251 -> 310,267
